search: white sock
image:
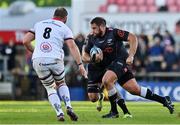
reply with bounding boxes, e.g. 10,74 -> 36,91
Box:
140,86 -> 148,97
58,85 -> 72,108
44,84 -> 63,116
108,87 -> 117,96
48,93 -> 64,116
115,82 -> 123,100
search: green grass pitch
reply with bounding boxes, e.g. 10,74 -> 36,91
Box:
0,101 -> 179,124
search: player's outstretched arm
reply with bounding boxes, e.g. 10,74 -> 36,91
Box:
65,39 -> 87,78
23,32 -> 35,53
126,33 -> 138,65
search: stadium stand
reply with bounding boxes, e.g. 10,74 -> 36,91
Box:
99,0 -> 180,13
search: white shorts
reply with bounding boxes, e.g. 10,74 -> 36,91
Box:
32,57 -> 65,86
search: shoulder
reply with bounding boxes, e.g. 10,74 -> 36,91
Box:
87,33 -> 94,38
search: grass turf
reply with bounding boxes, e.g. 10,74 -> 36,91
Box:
0,101 -> 179,124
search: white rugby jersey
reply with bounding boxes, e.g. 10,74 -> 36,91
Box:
30,18 -> 73,60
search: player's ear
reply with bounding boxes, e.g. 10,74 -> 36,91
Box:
63,16 -> 67,23
100,24 -> 106,31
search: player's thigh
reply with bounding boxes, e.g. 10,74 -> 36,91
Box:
121,78 -> 141,95
50,59 -> 65,85
32,58 -> 54,86
88,92 -> 99,102
107,59 -> 128,81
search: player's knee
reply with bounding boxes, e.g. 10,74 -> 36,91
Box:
88,93 -> 98,102
91,98 -> 98,102
56,80 -> 65,88
44,86 -> 57,95
102,78 -> 112,90
102,78 -> 109,87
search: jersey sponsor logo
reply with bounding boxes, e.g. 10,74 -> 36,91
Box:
99,40 -> 105,43
103,47 -> 113,53
117,61 -> 123,66
107,39 -> 112,42
107,39 -> 114,45
40,42 -> 52,53
117,30 -> 125,38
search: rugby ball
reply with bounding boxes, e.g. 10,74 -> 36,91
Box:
90,46 -> 102,56
90,46 -> 103,62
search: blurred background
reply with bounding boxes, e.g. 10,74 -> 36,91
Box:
0,0 -> 179,102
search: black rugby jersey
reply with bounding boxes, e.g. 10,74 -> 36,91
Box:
84,27 -> 129,70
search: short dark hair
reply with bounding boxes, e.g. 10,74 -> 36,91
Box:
90,17 -> 106,26
53,7 -> 68,18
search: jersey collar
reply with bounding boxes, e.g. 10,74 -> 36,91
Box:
52,17 -> 62,21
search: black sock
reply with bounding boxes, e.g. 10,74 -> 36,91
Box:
108,93 -> 118,114
145,89 -> 165,104
117,99 -> 130,114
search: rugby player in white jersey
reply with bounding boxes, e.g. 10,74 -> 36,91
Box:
23,7 -> 87,121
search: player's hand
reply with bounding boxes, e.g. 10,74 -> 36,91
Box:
79,64 -> 88,78
93,52 -> 103,63
95,53 -> 103,63
126,56 -> 134,65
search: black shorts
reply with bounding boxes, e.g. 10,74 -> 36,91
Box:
108,59 -> 134,85
87,69 -> 106,93
87,59 -> 134,93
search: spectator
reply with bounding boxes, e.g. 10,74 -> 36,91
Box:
75,33 -> 85,54
173,20 -> 180,53
134,35 -> 148,73
147,37 -> 164,72
163,44 -> 179,71
153,27 -> 163,42
155,0 -> 168,12
0,38 -> 5,71
3,39 -> 16,71
163,30 -> 175,46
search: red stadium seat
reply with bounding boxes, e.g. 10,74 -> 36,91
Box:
126,0 -> 135,5
118,5 -> 128,12
128,5 -> 138,12
136,0 -> 145,5
99,5 -> 107,12
147,0 -> 155,5
168,5 -> 178,12
148,5 -> 157,12
166,0 -> 176,6
176,0 -> 180,5
138,5 -> 147,12
116,0 -> 126,5
107,0 -> 116,4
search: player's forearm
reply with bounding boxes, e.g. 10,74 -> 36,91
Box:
24,43 -> 34,53
128,33 -> 138,57
69,44 -> 83,65
82,48 -> 91,63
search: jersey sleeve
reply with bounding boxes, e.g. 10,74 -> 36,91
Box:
113,28 -> 129,41
84,35 -> 93,54
64,26 -> 74,40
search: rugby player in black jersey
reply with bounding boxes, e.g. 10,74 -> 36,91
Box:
82,17 -> 174,118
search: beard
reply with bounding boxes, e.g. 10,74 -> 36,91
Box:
94,30 -> 103,37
